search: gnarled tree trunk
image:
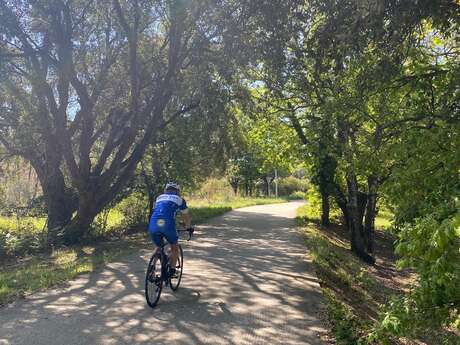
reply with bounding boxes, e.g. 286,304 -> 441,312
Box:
61,190 -> 100,244
29,148 -> 77,244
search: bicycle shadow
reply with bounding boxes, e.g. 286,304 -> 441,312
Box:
0,202 -> 325,345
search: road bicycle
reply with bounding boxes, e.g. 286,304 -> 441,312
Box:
145,227 -> 194,308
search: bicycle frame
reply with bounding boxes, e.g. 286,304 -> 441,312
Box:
145,227 -> 194,308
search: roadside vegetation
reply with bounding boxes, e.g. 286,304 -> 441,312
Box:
0,1 -> 458,344
0,184 -> 287,306
297,200 -> 459,345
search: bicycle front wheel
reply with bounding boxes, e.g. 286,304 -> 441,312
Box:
169,245 -> 183,291
145,252 -> 163,308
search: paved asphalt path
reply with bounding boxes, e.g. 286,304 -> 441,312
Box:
0,201 -> 325,345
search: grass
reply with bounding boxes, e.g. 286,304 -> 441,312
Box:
296,204 -> 398,343
296,205 -> 457,344
375,210 -> 393,229
0,234 -> 147,306
188,197 -> 285,224
0,196 -> 287,306
0,216 -> 46,233
297,216 -> 378,344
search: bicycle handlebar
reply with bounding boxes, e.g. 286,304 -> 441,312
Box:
178,227 -> 194,241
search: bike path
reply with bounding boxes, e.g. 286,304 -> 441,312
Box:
0,201 -> 325,345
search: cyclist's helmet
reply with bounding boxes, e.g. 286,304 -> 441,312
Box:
165,181 -> 180,192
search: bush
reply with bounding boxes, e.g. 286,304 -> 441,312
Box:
277,176 -> 309,196
296,189 -> 342,224
115,192 -> 149,229
287,191 -> 307,200
0,225 -> 46,257
371,208 -> 460,341
194,178 -> 235,201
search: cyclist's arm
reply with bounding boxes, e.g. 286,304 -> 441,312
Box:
180,210 -> 192,229
178,198 -> 192,228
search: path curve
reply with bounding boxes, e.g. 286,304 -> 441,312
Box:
0,201 -> 325,345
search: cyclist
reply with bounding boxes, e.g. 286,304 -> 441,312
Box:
148,182 -> 192,277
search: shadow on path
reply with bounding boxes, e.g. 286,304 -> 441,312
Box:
0,202 -> 324,345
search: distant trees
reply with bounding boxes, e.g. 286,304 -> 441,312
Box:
225,102 -> 302,197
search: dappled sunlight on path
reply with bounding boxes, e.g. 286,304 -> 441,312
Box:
0,201 -> 324,345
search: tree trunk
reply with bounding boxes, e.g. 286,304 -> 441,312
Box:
347,175 -> 364,253
229,178 -> 239,195
364,175 -> 378,253
333,185 -> 349,227
321,192 -> 330,227
263,177 -> 270,197
61,190 -> 99,245
43,179 -> 76,240
339,118 -> 375,264
142,155 -> 164,220
346,175 -> 374,264
358,191 -> 368,228
30,155 -> 76,243
148,190 -> 155,220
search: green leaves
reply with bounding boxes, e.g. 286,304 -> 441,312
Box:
386,207 -> 460,337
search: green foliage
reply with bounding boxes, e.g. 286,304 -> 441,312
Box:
0,217 -> 46,257
115,193 -> 149,229
194,178 -> 235,202
277,176 -> 309,196
92,209 -> 125,238
226,154 -> 262,195
375,43 -> 460,337
296,189 -> 342,224
286,191 -> 306,200
324,289 -> 362,345
240,105 -> 302,173
0,239 -> 143,306
255,3 -> 459,341
373,209 -> 460,339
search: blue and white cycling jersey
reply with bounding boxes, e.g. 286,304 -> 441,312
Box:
148,192 -> 188,234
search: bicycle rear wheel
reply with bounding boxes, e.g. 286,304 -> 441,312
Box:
145,252 -> 163,308
169,245 -> 183,291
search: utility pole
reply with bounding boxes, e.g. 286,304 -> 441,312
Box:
275,169 -> 278,198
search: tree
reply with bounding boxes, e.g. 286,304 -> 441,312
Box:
247,0 -> 459,264
137,84 -> 238,216
0,0 -> 285,243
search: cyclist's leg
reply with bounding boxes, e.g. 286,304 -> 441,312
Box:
149,230 -> 163,255
169,244 -> 179,269
163,228 -> 179,271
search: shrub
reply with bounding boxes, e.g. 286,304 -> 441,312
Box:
371,208 -> 460,341
277,176 -> 309,196
195,178 -> 234,201
0,224 -> 46,257
296,189 -> 342,223
287,191 -> 307,200
115,192 -> 149,229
